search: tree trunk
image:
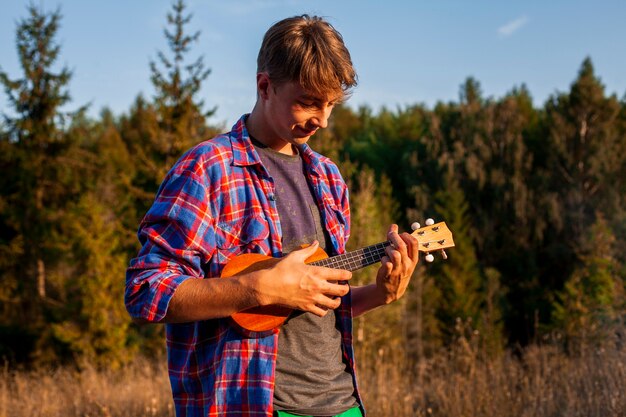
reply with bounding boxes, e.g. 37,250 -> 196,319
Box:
37,258 -> 46,298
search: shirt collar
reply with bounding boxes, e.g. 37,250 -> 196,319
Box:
228,114 -> 325,178
299,142 -> 326,179
229,114 -> 262,167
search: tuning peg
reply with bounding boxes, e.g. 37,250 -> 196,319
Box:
440,249 -> 448,260
425,218 -> 435,226
411,222 -> 421,231
425,253 -> 434,263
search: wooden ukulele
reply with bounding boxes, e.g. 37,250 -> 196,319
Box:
221,220 -> 454,332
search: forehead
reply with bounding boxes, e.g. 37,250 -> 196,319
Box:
281,80 -> 344,103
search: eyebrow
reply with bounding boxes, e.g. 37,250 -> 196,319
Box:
301,93 -> 342,103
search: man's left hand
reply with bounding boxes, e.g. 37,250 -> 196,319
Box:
374,224 -> 419,304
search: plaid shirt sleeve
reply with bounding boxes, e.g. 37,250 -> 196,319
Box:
125,152 -> 216,322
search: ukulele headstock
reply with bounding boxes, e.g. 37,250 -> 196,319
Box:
409,219 -> 455,262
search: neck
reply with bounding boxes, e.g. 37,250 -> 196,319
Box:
246,106 -> 295,155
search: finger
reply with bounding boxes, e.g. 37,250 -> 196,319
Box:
385,245 -> 402,267
308,304 -> 330,317
379,255 -> 393,276
289,240 -> 320,261
315,294 -> 343,310
313,265 -> 352,281
388,233 -> 408,257
324,281 -> 351,298
400,232 -> 420,262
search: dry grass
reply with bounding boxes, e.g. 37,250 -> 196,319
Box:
1,337 -> 625,417
0,357 -> 173,417
358,335 -> 626,417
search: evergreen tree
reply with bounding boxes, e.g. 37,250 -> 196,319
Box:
552,214 -> 621,347
49,114 -> 136,367
485,86 -> 537,254
148,0 -> 216,183
444,78 -> 491,244
120,95 -> 163,216
343,104 -> 432,224
615,96 -> 626,275
542,58 -> 623,334
346,167 -> 404,358
545,58 -> 622,243
433,173 -> 487,343
484,86 -> 544,345
0,4 -> 83,361
53,194 -> 131,367
122,0 -> 219,228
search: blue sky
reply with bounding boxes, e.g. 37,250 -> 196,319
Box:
1,1 -> 625,126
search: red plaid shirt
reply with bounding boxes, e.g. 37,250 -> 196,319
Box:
125,116 -> 361,416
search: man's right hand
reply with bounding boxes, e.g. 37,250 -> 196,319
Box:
258,241 -> 352,317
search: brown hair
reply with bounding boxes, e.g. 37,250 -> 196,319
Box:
257,15 -> 357,99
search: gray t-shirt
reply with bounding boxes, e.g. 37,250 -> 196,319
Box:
252,140 -> 358,416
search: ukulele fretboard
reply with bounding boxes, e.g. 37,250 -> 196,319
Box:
309,241 -> 391,272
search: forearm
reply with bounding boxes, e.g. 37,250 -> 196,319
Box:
350,284 -> 388,318
162,271 -> 267,323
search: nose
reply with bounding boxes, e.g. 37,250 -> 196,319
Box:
311,105 -> 332,129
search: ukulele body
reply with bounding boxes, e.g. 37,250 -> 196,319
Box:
220,247 -> 329,332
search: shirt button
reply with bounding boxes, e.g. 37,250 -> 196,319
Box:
268,194 -> 276,201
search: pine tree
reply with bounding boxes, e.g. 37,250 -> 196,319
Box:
346,167 -> 404,358
122,0 -> 218,226
542,58 -> 624,337
483,87 -> 543,346
552,214 -> 620,348
0,4 -> 83,361
148,0 -> 215,182
545,58 -> 622,247
433,173 -> 488,344
120,95 -> 163,215
46,113 -> 138,367
434,78 -> 493,266
53,193 -> 132,368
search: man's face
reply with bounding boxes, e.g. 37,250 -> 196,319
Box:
260,74 -> 341,148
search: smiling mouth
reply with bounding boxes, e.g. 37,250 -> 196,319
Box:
297,127 -> 317,137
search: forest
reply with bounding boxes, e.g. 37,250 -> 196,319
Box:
1,2 -> 625,416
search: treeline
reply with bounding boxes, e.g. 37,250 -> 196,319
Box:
1,2 -> 624,367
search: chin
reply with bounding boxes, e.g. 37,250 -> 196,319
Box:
291,132 -> 312,143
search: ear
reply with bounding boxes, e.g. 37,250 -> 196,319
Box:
256,72 -> 271,100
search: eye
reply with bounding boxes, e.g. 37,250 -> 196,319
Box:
297,100 -> 316,108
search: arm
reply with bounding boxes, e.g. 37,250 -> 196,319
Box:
351,224 -> 419,318
127,223 -> 352,324
162,242 -> 352,323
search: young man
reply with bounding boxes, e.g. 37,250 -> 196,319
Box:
125,15 -> 419,417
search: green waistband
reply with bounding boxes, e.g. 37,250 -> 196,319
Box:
274,406 -> 362,417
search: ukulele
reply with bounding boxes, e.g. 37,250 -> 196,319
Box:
221,219 -> 454,332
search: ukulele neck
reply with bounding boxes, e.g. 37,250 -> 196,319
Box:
309,241 -> 391,272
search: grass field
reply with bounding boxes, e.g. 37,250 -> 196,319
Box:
1,336 -> 624,417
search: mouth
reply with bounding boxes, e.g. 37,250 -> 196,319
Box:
295,126 -> 318,137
